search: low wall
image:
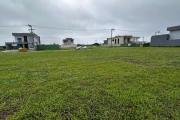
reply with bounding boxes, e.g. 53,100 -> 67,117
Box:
35,44 -> 60,51
101,44 -> 120,47
61,44 -> 77,48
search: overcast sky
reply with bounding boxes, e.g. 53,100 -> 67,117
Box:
0,0 -> 180,45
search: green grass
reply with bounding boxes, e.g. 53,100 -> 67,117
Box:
0,47 -> 180,119
60,47 -> 76,50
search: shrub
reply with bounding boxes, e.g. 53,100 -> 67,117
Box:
143,43 -> 150,47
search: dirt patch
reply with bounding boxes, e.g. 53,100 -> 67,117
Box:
88,58 -> 104,61
124,59 -> 158,68
0,111 -> 14,120
125,60 -> 141,66
168,62 -> 180,67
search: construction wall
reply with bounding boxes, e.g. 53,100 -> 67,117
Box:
61,44 -> 77,48
35,44 -> 60,51
101,44 -> 120,47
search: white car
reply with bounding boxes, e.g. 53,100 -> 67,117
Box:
76,46 -> 87,50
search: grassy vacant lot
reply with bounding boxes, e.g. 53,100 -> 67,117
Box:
0,47 -> 180,119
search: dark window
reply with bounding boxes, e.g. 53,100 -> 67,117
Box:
17,38 -> 22,42
118,39 -> 119,44
112,39 -> 114,41
115,39 -> 116,44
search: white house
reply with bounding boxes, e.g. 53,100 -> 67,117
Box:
103,35 -> 140,46
61,38 -> 77,48
168,25 -> 180,40
5,33 -> 41,50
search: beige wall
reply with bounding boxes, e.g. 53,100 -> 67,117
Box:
61,44 -> 77,48
102,44 -> 120,46
107,37 -> 124,45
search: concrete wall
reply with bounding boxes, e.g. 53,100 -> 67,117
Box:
6,44 -> 12,50
107,37 -> 124,45
61,44 -> 77,48
14,36 -> 24,42
27,37 -> 34,48
150,34 -> 180,46
169,30 -> 180,40
101,44 -> 120,47
130,37 -> 139,43
34,37 -> 40,45
103,40 -> 108,44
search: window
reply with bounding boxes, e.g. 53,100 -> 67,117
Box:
112,39 -> 114,41
17,38 -> 22,42
118,39 -> 119,44
115,39 -> 116,44
68,40 -> 71,44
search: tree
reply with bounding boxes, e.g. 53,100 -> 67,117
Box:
92,43 -> 100,46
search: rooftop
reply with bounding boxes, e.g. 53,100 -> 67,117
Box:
107,35 -> 140,39
167,25 -> 180,31
5,42 -> 28,44
63,38 -> 74,42
12,33 -> 39,37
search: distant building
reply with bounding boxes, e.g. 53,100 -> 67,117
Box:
103,35 -> 140,46
5,33 -> 41,50
63,38 -> 74,45
151,25 -> 180,46
61,38 -> 77,48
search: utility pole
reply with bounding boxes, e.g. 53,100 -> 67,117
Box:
142,36 -> 144,42
111,28 -> 114,47
28,24 -> 35,48
28,24 -> 35,33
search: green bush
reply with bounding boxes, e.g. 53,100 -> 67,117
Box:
143,43 -> 150,47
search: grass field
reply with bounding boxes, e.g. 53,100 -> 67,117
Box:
0,47 -> 180,119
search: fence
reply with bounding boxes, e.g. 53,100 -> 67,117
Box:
35,44 -> 60,51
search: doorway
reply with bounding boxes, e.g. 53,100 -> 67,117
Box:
24,36 -> 29,49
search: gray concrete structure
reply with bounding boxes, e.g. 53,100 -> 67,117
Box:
5,42 -> 28,50
151,25 -> 180,46
5,33 -> 41,50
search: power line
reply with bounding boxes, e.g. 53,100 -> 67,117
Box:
0,24 -> 166,33
0,36 -> 108,39
33,26 -> 167,33
115,29 -> 167,33
32,25 -> 110,31
115,29 -> 154,33
114,29 -> 120,36
0,25 -> 27,27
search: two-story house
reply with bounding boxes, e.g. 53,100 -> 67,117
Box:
5,33 -> 41,50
